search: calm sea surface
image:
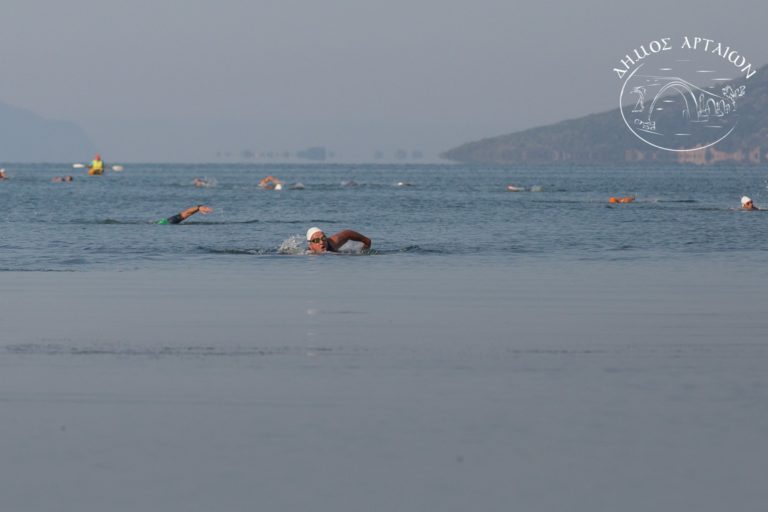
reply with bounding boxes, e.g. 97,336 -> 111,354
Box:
1,163 -> 768,271
2,163 -> 767,512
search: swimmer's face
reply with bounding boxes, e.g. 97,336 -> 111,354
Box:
743,200 -> 755,210
308,232 -> 327,253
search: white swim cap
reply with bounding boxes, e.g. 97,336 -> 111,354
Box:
275,183 -> 283,190
306,227 -> 322,240
741,196 -> 752,205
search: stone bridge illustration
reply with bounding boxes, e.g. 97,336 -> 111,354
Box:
629,75 -> 744,133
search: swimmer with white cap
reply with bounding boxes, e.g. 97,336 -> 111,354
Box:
741,196 -> 759,210
306,226 -> 371,253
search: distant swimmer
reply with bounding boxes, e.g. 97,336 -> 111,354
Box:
193,178 -> 210,187
157,205 -> 213,225
0,169 -> 7,180
306,226 -> 371,254
506,184 -> 524,192
340,180 -> 359,188
259,176 -> 283,190
741,196 -> 760,210
609,196 -> 635,203
52,176 -> 74,183
88,154 -> 104,175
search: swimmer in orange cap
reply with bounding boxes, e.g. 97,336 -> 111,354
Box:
259,176 -> 283,190
609,196 -> 635,204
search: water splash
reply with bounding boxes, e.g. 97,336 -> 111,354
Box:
278,235 -> 307,254
336,240 -> 366,253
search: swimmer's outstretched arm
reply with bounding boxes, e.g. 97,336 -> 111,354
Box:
180,205 -> 212,220
328,230 -> 371,251
167,205 -> 213,224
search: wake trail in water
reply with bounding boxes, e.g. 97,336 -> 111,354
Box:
2,342 -> 340,358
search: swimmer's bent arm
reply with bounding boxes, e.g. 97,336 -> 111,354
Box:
328,230 -> 371,251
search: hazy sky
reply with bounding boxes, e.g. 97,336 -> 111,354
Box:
2,0 -> 765,161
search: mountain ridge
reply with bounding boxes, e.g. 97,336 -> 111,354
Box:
0,101 -> 95,162
443,63 -> 768,166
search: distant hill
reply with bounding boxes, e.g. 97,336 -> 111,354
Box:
443,64 -> 768,166
0,101 -> 95,162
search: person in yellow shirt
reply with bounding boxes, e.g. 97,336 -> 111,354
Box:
89,154 -> 105,175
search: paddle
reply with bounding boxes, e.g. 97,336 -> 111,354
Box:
72,163 -> 124,171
